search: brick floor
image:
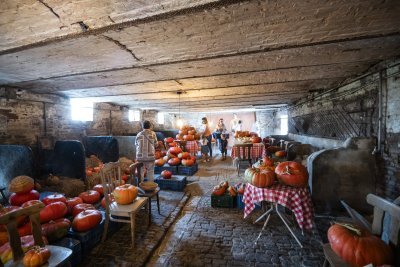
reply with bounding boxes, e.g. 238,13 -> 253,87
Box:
148,155 -> 326,267
81,154 -> 327,266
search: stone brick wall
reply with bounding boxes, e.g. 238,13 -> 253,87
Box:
289,59 -> 400,200
255,110 -> 286,138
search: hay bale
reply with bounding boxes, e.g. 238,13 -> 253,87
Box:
119,157 -> 134,174
59,177 -> 86,197
86,155 -> 102,168
85,173 -> 101,190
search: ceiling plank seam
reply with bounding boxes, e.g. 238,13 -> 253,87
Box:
37,0 -> 60,19
101,35 -> 141,61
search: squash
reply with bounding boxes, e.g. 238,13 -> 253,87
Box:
275,161 -> 308,188
328,223 -> 394,267
113,184 -> 138,205
8,176 -> 34,195
23,246 -> 51,267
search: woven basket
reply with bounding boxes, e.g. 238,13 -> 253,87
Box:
139,181 -> 158,191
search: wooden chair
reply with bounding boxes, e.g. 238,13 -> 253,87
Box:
234,143 -> 253,175
100,162 -> 149,248
129,162 -> 161,225
323,194 -> 400,266
0,202 -> 72,267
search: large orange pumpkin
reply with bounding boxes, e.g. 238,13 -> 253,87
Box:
245,168 -> 275,188
275,161 -> 308,188
328,223 -> 394,267
113,184 -> 138,205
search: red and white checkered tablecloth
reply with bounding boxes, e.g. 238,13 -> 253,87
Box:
185,140 -> 199,156
231,143 -> 264,159
243,183 -> 314,230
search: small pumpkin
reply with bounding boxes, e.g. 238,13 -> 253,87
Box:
92,184 -> 104,196
161,170 -> 172,179
212,185 -> 226,196
113,184 -> 138,205
181,159 -> 195,167
228,186 -> 237,197
9,190 -> 40,206
0,235 -> 48,265
66,197 -> 83,214
8,176 -> 34,195
72,209 -> 102,232
23,246 -> 51,267
41,218 -> 71,242
79,190 -> 101,204
72,203 -> 96,217
42,193 -> 67,206
39,201 -> 68,223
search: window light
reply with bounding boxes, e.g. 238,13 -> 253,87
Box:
280,115 -> 288,134
129,110 -> 141,122
70,98 -> 93,121
158,112 -> 165,125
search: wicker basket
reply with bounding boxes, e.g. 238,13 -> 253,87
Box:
139,181 -> 158,191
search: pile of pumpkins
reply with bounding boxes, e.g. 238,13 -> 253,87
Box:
154,146 -> 196,167
245,157 -> 308,188
211,181 -> 238,197
176,125 -> 200,142
234,131 -> 262,143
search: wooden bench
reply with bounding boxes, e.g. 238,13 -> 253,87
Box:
323,194 -> 400,266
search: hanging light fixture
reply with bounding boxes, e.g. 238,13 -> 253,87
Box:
176,91 -> 183,128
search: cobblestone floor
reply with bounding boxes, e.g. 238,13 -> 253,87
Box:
80,152 -> 328,266
148,155 -> 326,267
79,190 -> 188,267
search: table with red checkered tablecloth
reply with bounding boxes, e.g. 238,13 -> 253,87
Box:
185,140 -> 199,156
231,143 -> 264,159
243,183 -> 314,230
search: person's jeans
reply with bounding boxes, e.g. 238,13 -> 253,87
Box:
140,160 -> 155,182
206,135 -> 213,158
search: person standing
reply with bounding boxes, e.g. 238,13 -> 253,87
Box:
213,118 -> 227,150
199,117 -> 213,161
230,113 -> 240,134
135,120 -> 158,181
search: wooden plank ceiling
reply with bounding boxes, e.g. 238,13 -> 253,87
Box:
0,0 -> 399,112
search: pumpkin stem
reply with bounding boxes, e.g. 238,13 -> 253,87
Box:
283,165 -> 291,175
335,222 -> 362,236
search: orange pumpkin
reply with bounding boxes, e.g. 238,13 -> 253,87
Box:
228,186 -> 237,197
212,185 -> 225,196
245,168 -> 275,188
113,184 -> 138,205
275,150 -> 287,158
155,158 -> 165,167
181,159 -> 195,167
168,158 -> 181,166
252,136 -> 262,143
328,223 -> 394,267
23,246 -> 51,267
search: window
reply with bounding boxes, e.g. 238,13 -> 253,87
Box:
280,115 -> 288,134
70,98 -> 93,121
129,110 -> 141,122
157,112 -> 164,124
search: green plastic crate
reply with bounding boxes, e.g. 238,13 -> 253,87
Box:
211,194 -> 234,208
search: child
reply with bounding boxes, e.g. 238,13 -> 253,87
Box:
219,133 -> 228,160
200,137 -> 210,162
